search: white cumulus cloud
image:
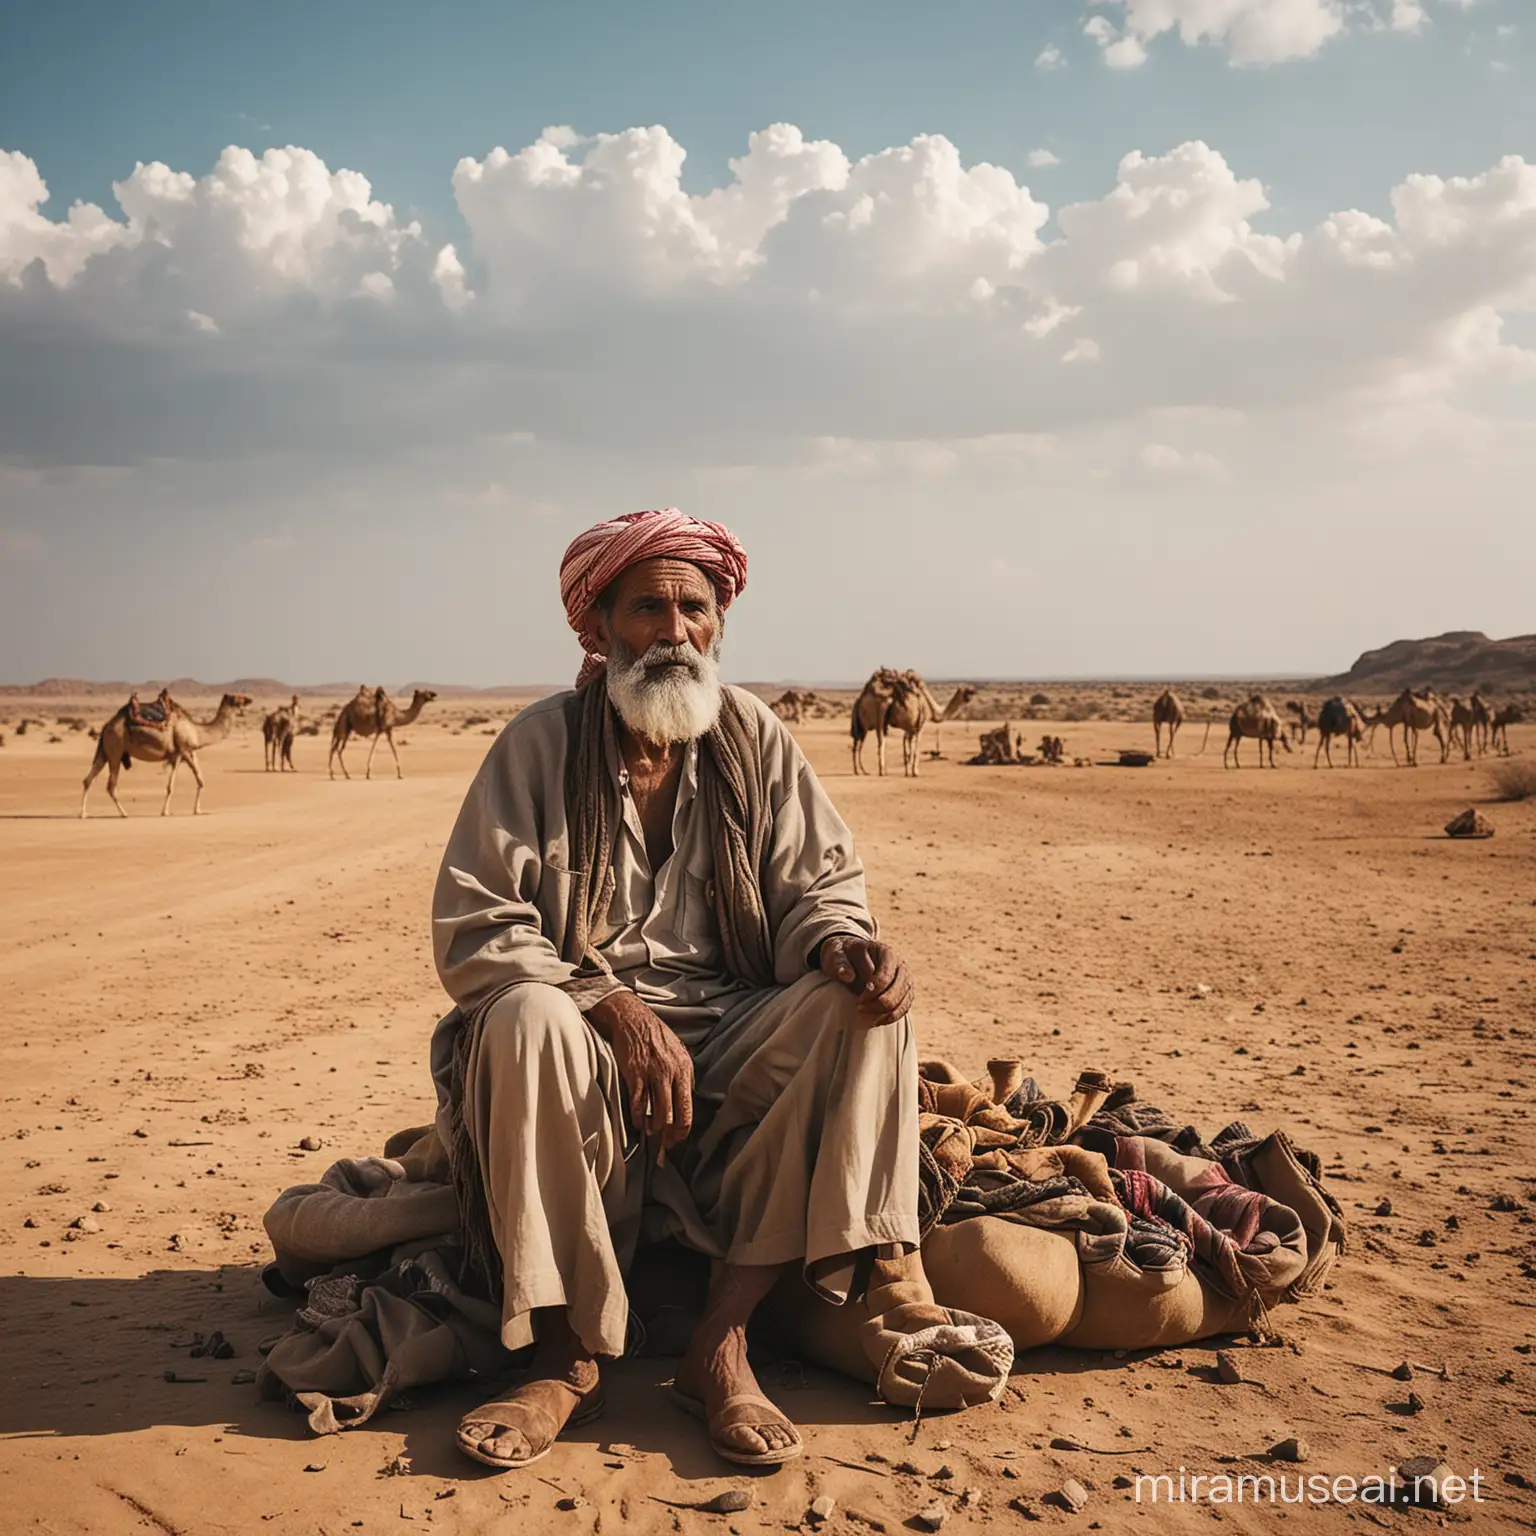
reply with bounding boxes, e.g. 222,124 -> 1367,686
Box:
1083,0 -> 1354,67
0,126 -> 1532,481
1027,149 -> 1063,168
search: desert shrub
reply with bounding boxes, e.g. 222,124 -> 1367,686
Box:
1490,760 -> 1536,801
1201,686 -> 1222,700
463,714 -> 492,727
1029,693 -> 1050,707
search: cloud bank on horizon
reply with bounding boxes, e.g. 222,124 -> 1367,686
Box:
0,0 -> 1531,685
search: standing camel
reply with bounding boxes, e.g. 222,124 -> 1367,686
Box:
1490,703 -> 1523,754
926,684 -> 977,759
1314,696 -> 1365,768
850,669 -> 900,776
1446,697 -> 1480,762
1152,689 -> 1185,757
1468,692 -> 1492,756
884,674 -> 975,775
81,693 -> 251,817
1381,688 -> 1448,767
1284,701 -> 1315,746
329,686 -> 438,780
1223,695 -> 1291,769
263,695 -> 300,772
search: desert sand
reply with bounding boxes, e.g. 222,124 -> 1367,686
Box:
2,691 -> 1533,1533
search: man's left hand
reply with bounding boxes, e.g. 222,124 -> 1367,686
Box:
819,935 -> 915,1026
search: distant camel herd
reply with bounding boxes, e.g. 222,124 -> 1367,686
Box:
79,685 -> 439,816
71,669 -> 1526,817
1152,687 -> 1523,769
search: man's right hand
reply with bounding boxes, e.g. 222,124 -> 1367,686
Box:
585,989 -> 694,1162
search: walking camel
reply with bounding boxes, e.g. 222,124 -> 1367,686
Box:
1152,689 -> 1185,757
263,695 -> 300,772
1381,688 -> 1448,767
850,670 -> 900,776
1313,696 -> 1365,768
81,693 -> 252,817
1223,695 -> 1291,769
329,686 -> 438,780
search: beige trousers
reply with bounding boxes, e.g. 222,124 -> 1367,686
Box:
463,971 -> 918,1358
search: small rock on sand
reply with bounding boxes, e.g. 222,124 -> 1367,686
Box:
808,1496 -> 836,1522
1270,1438 -> 1309,1463
1444,808 -> 1493,839
696,1491 -> 751,1515
69,1215 -> 101,1233
1215,1351 -> 1243,1384
298,1136 -> 323,1152
1054,1480 -> 1089,1514
1398,1457 -> 1453,1505
913,1504 -> 947,1531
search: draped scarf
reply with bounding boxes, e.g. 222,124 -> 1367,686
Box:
449,677 -> 777,1303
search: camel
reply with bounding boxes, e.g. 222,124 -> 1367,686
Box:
1352,700 -> 1388,754
1468,692 -> 1492,756
927,684 -> 977,758
1222,694 -> 1291,769
886,674 -> 977,774
1313,696 -> 1365,768
329,686 -> 438,780
770,688 -> 820,726
1446,697 -> 1480,762
1152,689 -> 1185,757
1381,688 -> 1448,767
1284,700 -> 1315,747
263,695 -> 300,773
850,669 -> 900,776
1490,703 -> 1523,754
81,693 -> 251,817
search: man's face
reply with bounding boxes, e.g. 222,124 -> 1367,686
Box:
594,558 -> 719,662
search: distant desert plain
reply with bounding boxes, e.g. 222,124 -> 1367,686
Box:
1,630 -> 1533,1533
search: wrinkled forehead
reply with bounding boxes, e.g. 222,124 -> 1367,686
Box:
609,557 -> 718,606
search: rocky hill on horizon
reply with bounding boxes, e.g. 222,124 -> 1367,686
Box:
1319,631 -> 1536,695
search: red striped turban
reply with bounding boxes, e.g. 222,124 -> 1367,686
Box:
559,508 -> 749,685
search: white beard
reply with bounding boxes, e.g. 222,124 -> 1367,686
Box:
606,637 -> 723,744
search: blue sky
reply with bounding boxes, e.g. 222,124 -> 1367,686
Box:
1,0 -> 1532,684
5,1 -> 1526,233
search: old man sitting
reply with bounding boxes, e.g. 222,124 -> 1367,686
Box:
430,508 -> 999,1471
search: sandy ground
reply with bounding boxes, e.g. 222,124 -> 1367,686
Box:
2,695 -> 1534,1534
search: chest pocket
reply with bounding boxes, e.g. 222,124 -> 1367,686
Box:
675,868 -> 724,969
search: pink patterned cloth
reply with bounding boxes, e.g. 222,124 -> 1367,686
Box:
558,508 -> 749,685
